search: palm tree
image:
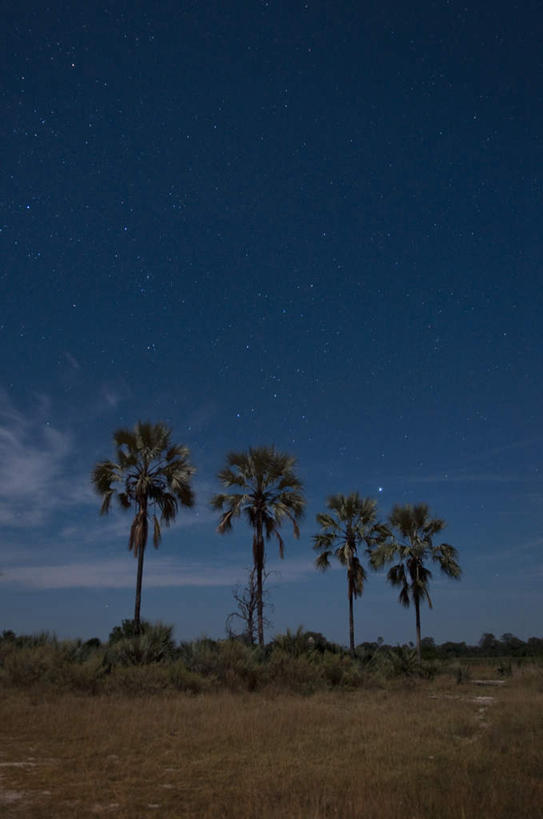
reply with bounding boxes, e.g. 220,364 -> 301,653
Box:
313,493 -> 388,655
211,446 -> 305,646
370,503 -> 461,663
92,421 -> 195,633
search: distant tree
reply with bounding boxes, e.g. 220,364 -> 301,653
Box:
421,636 -> 435,649
479,632 -> 499,656
527,636 -> 543,656
211,446 -> 305,646
500,632 -> 525,656
313,493 -> 389,655
421,636 -> 438,660
370,503 -> 461,664
92,421 -> 195,633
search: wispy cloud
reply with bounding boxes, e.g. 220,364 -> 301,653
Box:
63,352 -> 81,370
99,381 -> 131,410
405,471 -> 533,485
0,556 -> 319,590
462,437 -> 543,466
471,536 -> 543,564
57,500 -> 216,548
0,391 -> 90,527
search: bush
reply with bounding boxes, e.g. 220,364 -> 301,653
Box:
109,619 -> 150,643
320,652 -> 365,689
54,656 -> 105,694
105,623 -> 176,666
1,645 -> 55,687
103,664 -> 170,695
271,627 -> 318,657
177,639 -> 264,691
169,661 -> 213,694
177,638 -> 221,675
265,649 -> 325,694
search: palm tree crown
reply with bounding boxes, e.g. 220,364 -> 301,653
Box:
313,493 -> 388,653
211,445 -> 305,645
92,421 -> 195,630
370,503 -> 461,662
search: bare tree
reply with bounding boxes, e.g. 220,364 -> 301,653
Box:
226,567 -> 273,645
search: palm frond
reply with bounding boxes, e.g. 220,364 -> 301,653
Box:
100,492 -> 113,515
153,514 -> 161,548
350,557 -> 367,597
315,513 -> 338,531
118,492 -> 131,509
210,493 -> 228,511
313,532 -> 335,551
369,541 -> 398,569
387,562 -> 407,588
217,509 -> 234,534
274,528 -> 285,559
432,543 -> 462,578
315,551 -> 332,571
398,583 -> 411,608
217,467 -> 247,487
91,460 -> 120,495
129,509 -> 148,557
158,492 -> 178,524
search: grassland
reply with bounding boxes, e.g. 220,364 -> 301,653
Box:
1,666 -> 542,818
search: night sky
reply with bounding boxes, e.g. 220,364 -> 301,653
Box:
1,0 -> 542,645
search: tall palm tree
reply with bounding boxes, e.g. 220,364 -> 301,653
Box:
370,503 -> 461,663
92,421 -> 195,633
211,446 -> 305,646
313,493 -> 388,655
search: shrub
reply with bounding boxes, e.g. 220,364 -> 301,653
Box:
103,664 -> 170,695
2,645 -> 55,686
320,652 -> 365,689
176,639 -> 264,691
271,626 -> 317,657
169,661 -> 213,694
105,623 -> 176,666
54,656 -> 105,694
265,649 -> 325,694
177,638 -> 221,675
109,619 -> 150,643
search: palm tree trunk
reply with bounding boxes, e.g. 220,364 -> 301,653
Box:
133,499 -> 148,635
348,587 -> 355,656
415,596 -> 422,664
256,519 -> 264,647
134,545 -> 145,634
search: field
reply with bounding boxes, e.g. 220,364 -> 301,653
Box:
1,667 -> 542,818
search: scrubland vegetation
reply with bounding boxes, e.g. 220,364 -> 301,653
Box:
1,626 -> 542,817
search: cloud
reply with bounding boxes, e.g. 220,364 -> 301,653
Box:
0,392 -> 93,528
0,556 -> 320,590
56,499 -> 215,548
406,471 -> 531,485
99,381 -> 130,409
63,352 -> 81,370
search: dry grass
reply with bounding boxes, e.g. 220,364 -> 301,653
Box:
1,671 -> 542,818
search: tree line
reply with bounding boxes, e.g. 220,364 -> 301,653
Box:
92,420 -> 462,663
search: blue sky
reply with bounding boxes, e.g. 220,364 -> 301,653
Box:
1,0 -> 542,645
